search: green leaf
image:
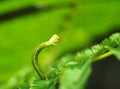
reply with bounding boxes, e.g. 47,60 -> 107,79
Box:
0,67 -> 31,89
107,46 -> 120,60
59,59 -> 91,89
18,77 -> 50,89
18,76 -> 59,89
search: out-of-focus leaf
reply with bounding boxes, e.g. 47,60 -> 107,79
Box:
0,67 -> 32,89
19,77 -> 50,89
0,0 -> 73,14
18,76 -> 59,89
59,59 -> 91,89
29,78 -> 49,89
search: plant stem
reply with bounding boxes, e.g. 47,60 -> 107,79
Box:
93,51 -> 113,62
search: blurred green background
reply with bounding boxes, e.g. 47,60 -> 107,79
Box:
0,0 -> 120,88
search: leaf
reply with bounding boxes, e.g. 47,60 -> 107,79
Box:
18,77 -> 50,89
107,46 -> 120,61
0,67 -> 31,89
18,76 -> 59,89
59,59 -> 91,89
104,33 -> 120,60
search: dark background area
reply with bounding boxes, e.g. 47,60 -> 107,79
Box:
86,56 -> 120,89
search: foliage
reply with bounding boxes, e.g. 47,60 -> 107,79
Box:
0,0 -> 120,89
2,33 -> 119,89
